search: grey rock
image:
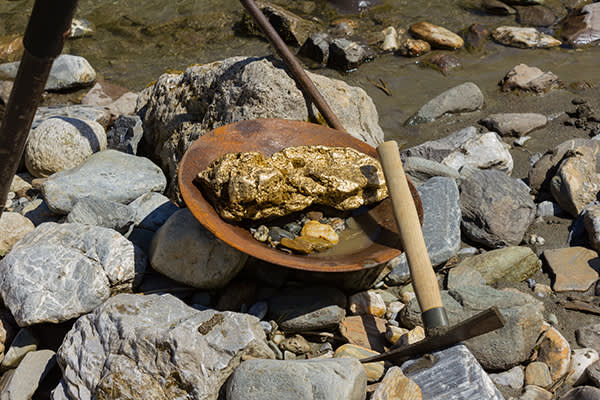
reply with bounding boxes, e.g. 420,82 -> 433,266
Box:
560,3 -> 600,48
32,105 -> 111,132
387,177 -> 461,285
584,205 -> 600,252
519,385 -> 553,400
127,228 -> 155,256
489,365 -> 524,390
139,56 -> 385,196
105,92 -> 138,117
226,358 -> 366,400
21,198 -> 60,226
0,222 -> 145,326
403,157 -> 459,186
480,113 -> 547,137
558,386 -> 600,400
401,344 -> 504,399
0,350 -> 56,400
442,131 -> 513,174
587,360 -> 600,387
106,115 -> 143,154
327,38 -> 375,71
128,192 -> 179,232
460,169 -> 536,248
0,55 -> 96,91
56,293 -> 274,400
268,286 -> 346,332
576,324 -> 600,352
400,286 -> 544,370
406,82 -> 484,125
150,209 -> 247,289
1,327 -> 39,369
248,301 -> 268,320
401,126 -> 478,163
447,264 -> 486,290
50,380 -> 70,400
42,150 -> 166,214
67,197 -> 136,235
299,33 -> 331,65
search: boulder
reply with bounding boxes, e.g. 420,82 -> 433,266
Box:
406,82 -> 484,125
41,150 -> 166,214
543,247 -> 600,292
225,358 -> 366,400
560,3 -> 600,47
139,56 -> 385,195
460,169 -> 536,248
0,222 -> 145,326
56,293 -> 274,400
492,26 -> 561,48
32,105 -> 111,131
24,117 -> 107,178
150,208 -> 246,289
500,64 -> 563,93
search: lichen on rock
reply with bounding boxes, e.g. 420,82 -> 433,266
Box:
197,145 -> 388,221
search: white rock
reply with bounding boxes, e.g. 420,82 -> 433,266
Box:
492,26 -> 562,48
348,291 -> 386,317
381,26 -> 399,51
489,365 -> 524,390
442,131 -> 513,174
567,348 -> 599,385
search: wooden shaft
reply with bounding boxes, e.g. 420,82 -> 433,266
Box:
377,141 -> 445,315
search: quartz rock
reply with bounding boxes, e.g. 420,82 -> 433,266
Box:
197,146 -> 387,221
492,26 -> 562,48
56,293 -> 274,400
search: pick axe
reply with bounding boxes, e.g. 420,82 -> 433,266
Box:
360,142 -> 505,365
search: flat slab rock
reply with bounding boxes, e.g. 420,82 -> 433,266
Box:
543,247 -> 600,292
42,149 -> 166,214
500,63 -> 563,93
56,293 -> 274,400
479,113 -> 547,137
0,222 -> 145,326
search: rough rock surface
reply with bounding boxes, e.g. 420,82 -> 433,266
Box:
560,3 -> 600,47
32,105 -> 111,131
0,222 -> 145,326
492,26 -> 562,48
66,197 -> 136,235
25,117 -> 107,178
0,212 -> 34,255
479,113 -> 547,137
149,209 -> 247,288
198,146 -> 387,221
327,38 -> 375,71
56,293 -> 274,400
460,169 -> 536,248
371,366 -> 422,400
41,150 -> 166,214
226,358 -> 366,400
106,115 -> 143,154
139,56 -> 385,194
442,131 -> 513,174
401,126 -> 478,162
500,64 -> 563,93
406,82 -> 484,125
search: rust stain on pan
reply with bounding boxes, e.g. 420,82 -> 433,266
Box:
179,119 -> 423,273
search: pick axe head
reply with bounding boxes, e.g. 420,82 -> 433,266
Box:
366,141 -> 505,364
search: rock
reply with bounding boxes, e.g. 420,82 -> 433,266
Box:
490,365 -> 524,390
0,34 -> 23,63
66,197 -> 136,235
576,324 -> 600,352
1,327 -> 39,369
385,325 -> 409,344
406,82 -> 483,125
453,246 -> 541,285
543,247 -> 600,292
106,115 -> 143,154
217,281 -> 257,312
401,126 -> 478,163
479,113 -> 547,137
0,350 -> 56,400
56,293 -> 274,399
550,147 -> 600,217
9,173 -> 33,194
280,334 -> 311,355
0,212 -> 34,256
460,169 -> 536,248
226,358 -> 366,400
240,1 -> 317,47
105,92 -> 139,117
500,64 -> 563,93
0,80 -> 12,105
560,3 -> 600,47
128,192 -> 179,232
0,54 -> 96,91
24,117 -> 107,178
371,366 -> 422,400
20,198 -> 59,226
198,146 -> 387,221
139,57 -> 385,195
519,385 -> 553,400
537,323 -> 571,382
587,360 -> 600,387
558,386 -> 600,400
482,0 -> 516,15
387,177 -> 461,285
41,150 -> 166,214
401,344 -> 503,399
149,209 -> 246,289
403,157 -> 459,186
516,5 -> 556,27
334,344 -> 384,382
0,222 -> 145,326
397,38 -> 431,57
339,315 -> 387,352
442,132 -> 513,174
80,80 -> 131,107
537,201 -> 565,218
423,54 -> 462,75
32,105 -> 111,131
525,361 -> 552,388
301,221 -> 339,245
447,264 -> 486,290
69,18 -> 94,38
464,23 -> 489,51
268,286 -> 346,332
567,348 -> 599,385
348,291 -> 386,317
584,205 -> 600,252
299,33 -> 331,65
381,26 -> 399,52
409,22 -> 464,49
492,26 -> 561,48
393,326 -> 426,348
327,38 -> 375,71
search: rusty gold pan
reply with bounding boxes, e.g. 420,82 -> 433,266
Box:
178,118 -> 423,273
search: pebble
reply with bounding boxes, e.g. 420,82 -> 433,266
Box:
480,113 -> 547,137
0,212 -> 34,255
492,26 -> 562,48
525,361 -> 552,388
407,82 -> 484,125
519,385 -> 553,400
280,334 -> 311,355
397,38 -> 431,57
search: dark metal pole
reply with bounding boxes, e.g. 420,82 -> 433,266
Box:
239,0 -> 345,132
0,0 -> 78,221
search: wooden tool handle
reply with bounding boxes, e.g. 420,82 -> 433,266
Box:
377,141 -> 448,329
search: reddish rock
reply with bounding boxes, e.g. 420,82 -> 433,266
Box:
339,315 -> 387,352
543,247 -> 600,292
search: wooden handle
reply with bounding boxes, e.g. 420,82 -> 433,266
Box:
377,141 -> 448,329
